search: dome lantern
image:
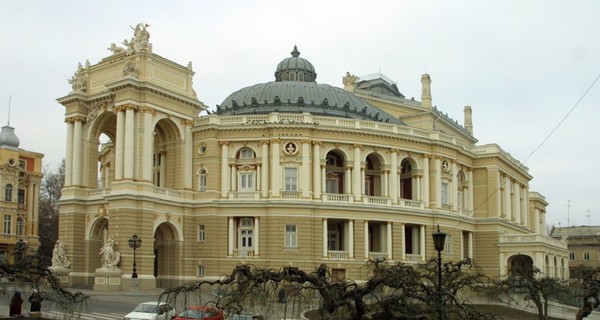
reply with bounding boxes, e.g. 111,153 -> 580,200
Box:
275,45 -> 317,82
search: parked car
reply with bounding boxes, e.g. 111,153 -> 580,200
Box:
173,306 -> 224,320
124,301 -> 176,320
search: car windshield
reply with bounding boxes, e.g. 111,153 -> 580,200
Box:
133,303 -> 158,313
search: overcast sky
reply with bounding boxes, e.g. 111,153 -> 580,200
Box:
1,1 -> 598,228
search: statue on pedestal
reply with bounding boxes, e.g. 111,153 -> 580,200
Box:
100,235 -> 120,269
51,239 -> 70,268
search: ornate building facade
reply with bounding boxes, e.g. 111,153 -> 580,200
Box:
57,25 -> 569,291
0,122 -> 43,264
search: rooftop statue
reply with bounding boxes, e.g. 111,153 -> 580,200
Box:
122,23 -> 152,55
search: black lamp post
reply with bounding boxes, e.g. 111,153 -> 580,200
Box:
432,225 -> 447,320
128,235 -> 142,278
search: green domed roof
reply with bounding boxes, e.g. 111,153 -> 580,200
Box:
216,46 -> 402,125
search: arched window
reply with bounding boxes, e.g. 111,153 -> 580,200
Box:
238,148 -> 255,159
199,169 -> 207,192
4,184 -> 12,202
289,72 -> 296,81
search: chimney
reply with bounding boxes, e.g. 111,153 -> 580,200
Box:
464,105 -> 473,136
421,74 -> 432,109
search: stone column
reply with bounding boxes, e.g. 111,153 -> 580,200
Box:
254,217 -> 259,256
435,158 -> 442,209
348,220 -> 354,259
322,219 -> 328,257
364,221 -> 369,259
271,139 -> 281,197
261,141 -> 269,198
228,217 -> 234,256
420,225 -> 426,261
115,107 -> 125,180
387,222 -> 393,260
64,119 -> 74,186
301,141 -> 310,198
452,161 -> 458,211
390,149 -> 398,204
220,142 -> 229,198
72,117 -> 84,186
503,175 -> 512,221
513,181 -> 521,224
422,156 -> 430,207
141,108 -> 154,182
184,120 -> 193,189
312,142 -> 321,199
353,145 -> 362,200
468,232 -> 473,260
467,169 -> 474,212
401,223 -> 406,261
344,164 -> 352,195
123,105 -> 137,179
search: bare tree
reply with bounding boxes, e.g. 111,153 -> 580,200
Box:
38,160 -> 65,267
493,266 -> 568,320
573,266 -> 600,320
160,260 -> 498,320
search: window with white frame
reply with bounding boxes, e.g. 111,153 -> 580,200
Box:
17,189 -> 25,206
197,224 -> 205,242
5,184 -> 12,202
570,253 -> 575,261
285,224 -> 297,248
239,148 -> 255,159
3,215 -> 11,234
199,169 -> 207,192
197,265 -> 205,277
584,252 -> 591,261
239,173 -> 255,191
239,218 -> 254,249
441,182 -> 449,205
16,218 -> 24,236
284,168 -> 297,191
444,235 -> 452,254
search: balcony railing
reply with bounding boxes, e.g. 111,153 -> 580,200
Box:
363,196 -> 391,206
498,234 -> 568,249
229,192 -> 260,200
327,250 -> 349,260
400,199 -> 424,209
404,254 -> 423,263
233,249 -> 255,258
281,191 -> 301,200
368,252 -> 388,261
323,193 -> 352,203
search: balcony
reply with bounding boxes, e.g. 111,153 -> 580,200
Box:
322,193 -> 353,203
498,234 -> 568,250
229,191 -> 260,201
233,249 -> 255,258
404,254 -> 423,263
363,196 -> 391,206
368,252 -> 388,261
327,250 -> 349,260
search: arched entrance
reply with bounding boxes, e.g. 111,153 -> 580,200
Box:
154,222 -> 181,288
508,254 -> 534,277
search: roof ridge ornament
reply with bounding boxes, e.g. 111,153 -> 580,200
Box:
291,45 -> 300,57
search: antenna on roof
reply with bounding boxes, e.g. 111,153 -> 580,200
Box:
587,210 -> 591,226
567,200 -> 571,227
7,95 -> 11,126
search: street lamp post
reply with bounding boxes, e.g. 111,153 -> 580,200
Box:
128,235 -> 142,279
432,225 -> 447,320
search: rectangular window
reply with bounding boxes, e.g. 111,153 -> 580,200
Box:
584,252 -> 590,261
570,253 -> 575,261
444,235 -> 452,254
199,170 -> 207,192
240,173 -> 254,191
3,215 -> 11,234
285,224 -> 297,248
441,182 -> 449,205
240,229 -> 253,248
197,225 -> 205,242
326,178 -> 338,193
17,189 -> 25,206
197,265 -> 205,277
16,218 -> 23,236
285,168 -> 297,191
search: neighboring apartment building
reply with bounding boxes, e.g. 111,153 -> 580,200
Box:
56,25 -> 569,292
550,226 -> 600,274
0,122 -> 43,264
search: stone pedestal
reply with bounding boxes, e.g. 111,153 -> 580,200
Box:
48,266 -> 71,287
93,267 -> 122,292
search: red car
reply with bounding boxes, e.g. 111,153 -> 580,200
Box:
173,306 -> 224,320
